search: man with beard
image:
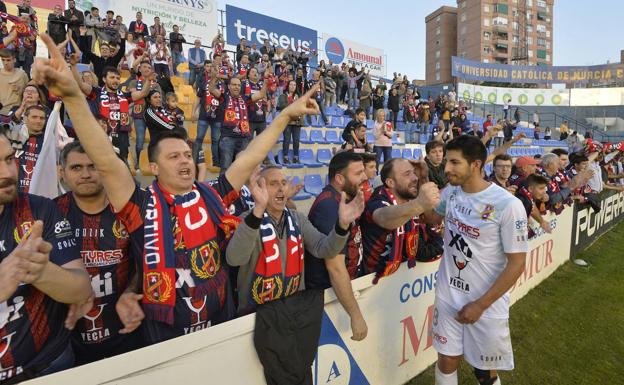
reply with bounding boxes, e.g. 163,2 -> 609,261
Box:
306,151 -> 369,342
9,105 -> 46,194
429,135 -> 528,385
226,165 -> 363,385
31,33 -> 321,345
77,66 -> 152,163
360,158 -> 440,282
0,131 -> 91,381
210,67 -> 267,172
54,142 -> 143,365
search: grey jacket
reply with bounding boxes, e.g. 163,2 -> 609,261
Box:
226,209 -> 349,311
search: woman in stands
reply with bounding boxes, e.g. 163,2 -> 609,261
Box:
143,89 -> 185,145
9,84 -> 49,122
559,120 -> 569,140
277,80 -> 303,164
373,108 -> 393,166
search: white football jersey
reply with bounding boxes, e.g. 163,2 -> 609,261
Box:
435,183 -> 528,319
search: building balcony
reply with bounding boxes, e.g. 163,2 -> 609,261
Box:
492,23 -> 509,32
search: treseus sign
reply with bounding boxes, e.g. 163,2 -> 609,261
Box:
571,190 -> 624,251
225,5 -> 318,66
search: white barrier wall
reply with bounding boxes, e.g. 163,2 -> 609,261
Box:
26,208 -> 575,385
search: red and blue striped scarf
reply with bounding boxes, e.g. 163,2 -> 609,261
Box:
248,209 -> 303,310
142,181 -> 239,325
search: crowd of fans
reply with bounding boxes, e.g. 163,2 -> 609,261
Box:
0,2 -> 623,384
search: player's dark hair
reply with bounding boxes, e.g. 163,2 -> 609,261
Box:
445,135 -> 487,170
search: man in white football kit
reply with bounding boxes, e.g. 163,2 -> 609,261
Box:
430,135 -> 528,385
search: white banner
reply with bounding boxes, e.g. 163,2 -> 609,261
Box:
569,87 -> 624,107
75,0 -> 217,43
321,33 -> 385,78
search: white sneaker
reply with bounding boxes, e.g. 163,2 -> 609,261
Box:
573,258 -> 588,266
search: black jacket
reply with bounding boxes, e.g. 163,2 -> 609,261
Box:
79,37 -> 126,85
388,93 -> 400,112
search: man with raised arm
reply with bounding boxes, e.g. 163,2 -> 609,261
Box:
31,34 -> 321,344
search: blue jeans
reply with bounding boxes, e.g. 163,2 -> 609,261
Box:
134,118 -> 146,169
406,122 -> 419,143
347,88 -> 358,109
282,125 -> 301,159
172,51 -> 183,75
219,136 -> 251,173
374,146 -> 393,165
189,66 -> 201,86
196,119 -> 221,166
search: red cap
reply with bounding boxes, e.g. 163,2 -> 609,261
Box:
515,156 -> 541,168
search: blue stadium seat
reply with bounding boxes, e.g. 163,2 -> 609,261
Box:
310,115 -> 323,128
290,176 -> 312,201
413,148 -> 423,159
304,174 -> 323,196
392,148 -> 401,159
366,119 -> 374,129
402,148 -> 413,159
366,133 -> 374,144
310,129 -> 328,144
317,148 -> 332,165
300,129 -> 312,144
299,149 -> 323,168
325,130 -> 341,144
266,151 -> 278,166
397,122 -> 406,131
328,116 -> 341,128
277,150 -> 305,168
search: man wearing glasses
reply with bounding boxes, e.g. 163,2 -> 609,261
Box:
490,154 -> 517,194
